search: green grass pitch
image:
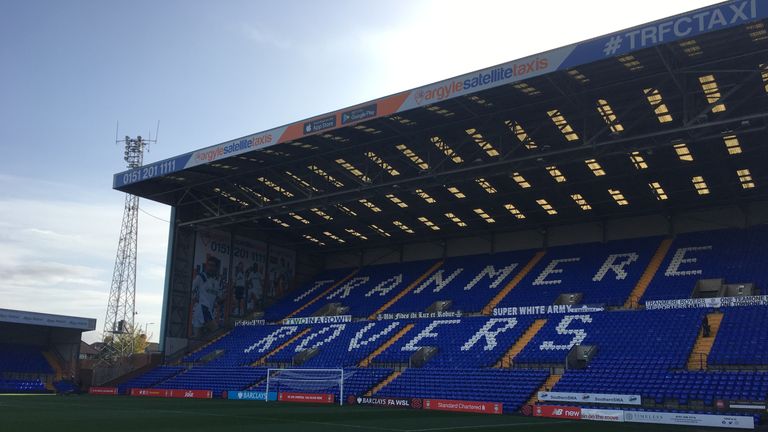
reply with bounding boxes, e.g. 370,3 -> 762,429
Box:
0,394 -> 756,432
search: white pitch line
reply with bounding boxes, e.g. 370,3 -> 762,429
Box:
406,419 -> 573,432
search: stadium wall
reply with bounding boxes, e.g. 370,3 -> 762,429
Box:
403,242 -> 444,262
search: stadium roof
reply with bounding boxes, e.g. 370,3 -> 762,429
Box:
0,308 -> 97,331
115,1 -> 768,250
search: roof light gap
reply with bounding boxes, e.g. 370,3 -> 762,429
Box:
396,143 -> 429,170
473,208 -> 496,223
643,88 -> 673,123
431,136 -> 464,164
365,151 -> 400,176
465,128 -> 501,157
596,99 -> 624,133
546,109 -> 579,141
698,75 -> 726,113
608,189 -> 629,206
737,169 -> 755,189
536,199 -> 557,215
503,203 -> 526,219
504,120 -> 537,150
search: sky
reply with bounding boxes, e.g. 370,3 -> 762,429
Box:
0,0 -> 718,343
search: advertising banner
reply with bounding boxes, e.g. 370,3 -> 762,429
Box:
538,391 -> 641,406
130,388 -> 167,397
533,405 -> 582,419
728,401 -> 767,410
130,388 -> 212,399
167,389 -> 213,399
234,319 -> 266,327
580,408 -> 624,422
283,315 -> 352,325
623,411 -> 755,429
646,295 -> 768,310
278,392 -> 335,404
376,311 -> 463,321
423,399 -> 502,415
303,115 -> 337,135
341,104 -> 377,125
88,387 -> 118,395
349,396 -> 422,409
493,304 -> 604,317
226,390 -> 277,401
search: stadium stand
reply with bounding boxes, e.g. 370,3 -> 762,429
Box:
291,260 -> 436,319
514,309 -> 704,367
497,236 -> 662,308
116,226 -> 768,423
0,343 -> 55,393
376,368 -> 549,412
372,316 -> 536,368
0,378 -> 46,393
0,310 -> 94,394
184,324 -> 308,367
384,250 -> 537,314
642,226 -> 768,302
709,306 -> 768,367
0,343 -> 54,375
264,268 -> 354,322
264,321 -> 409,367
156,366 -> 267,396
107,2 -> 768,426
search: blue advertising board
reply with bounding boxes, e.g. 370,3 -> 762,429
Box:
227,390 -> 277,401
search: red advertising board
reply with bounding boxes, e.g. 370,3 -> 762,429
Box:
129,388 -> 212,399
131,388 -> 167,397
167,389 -> 213,399
423,399 -> 502,415
88,386 -> 118,395
348,395 -> 422,409
278,392 -> 335,404
534,405 -> 582,419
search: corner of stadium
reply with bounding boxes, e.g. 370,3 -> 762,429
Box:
4,1 -> 768,431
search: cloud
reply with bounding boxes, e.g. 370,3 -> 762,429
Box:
242,24 -> 291,50
0,175 -> 170,343
0,261 -> 104,287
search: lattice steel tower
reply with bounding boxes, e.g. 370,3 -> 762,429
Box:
103,136 -> 148,351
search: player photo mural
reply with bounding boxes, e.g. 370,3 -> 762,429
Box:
231,236 -> 268,318
190,230 -> 231,338
189,230 -> 295,338
267,245 -> 296,300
